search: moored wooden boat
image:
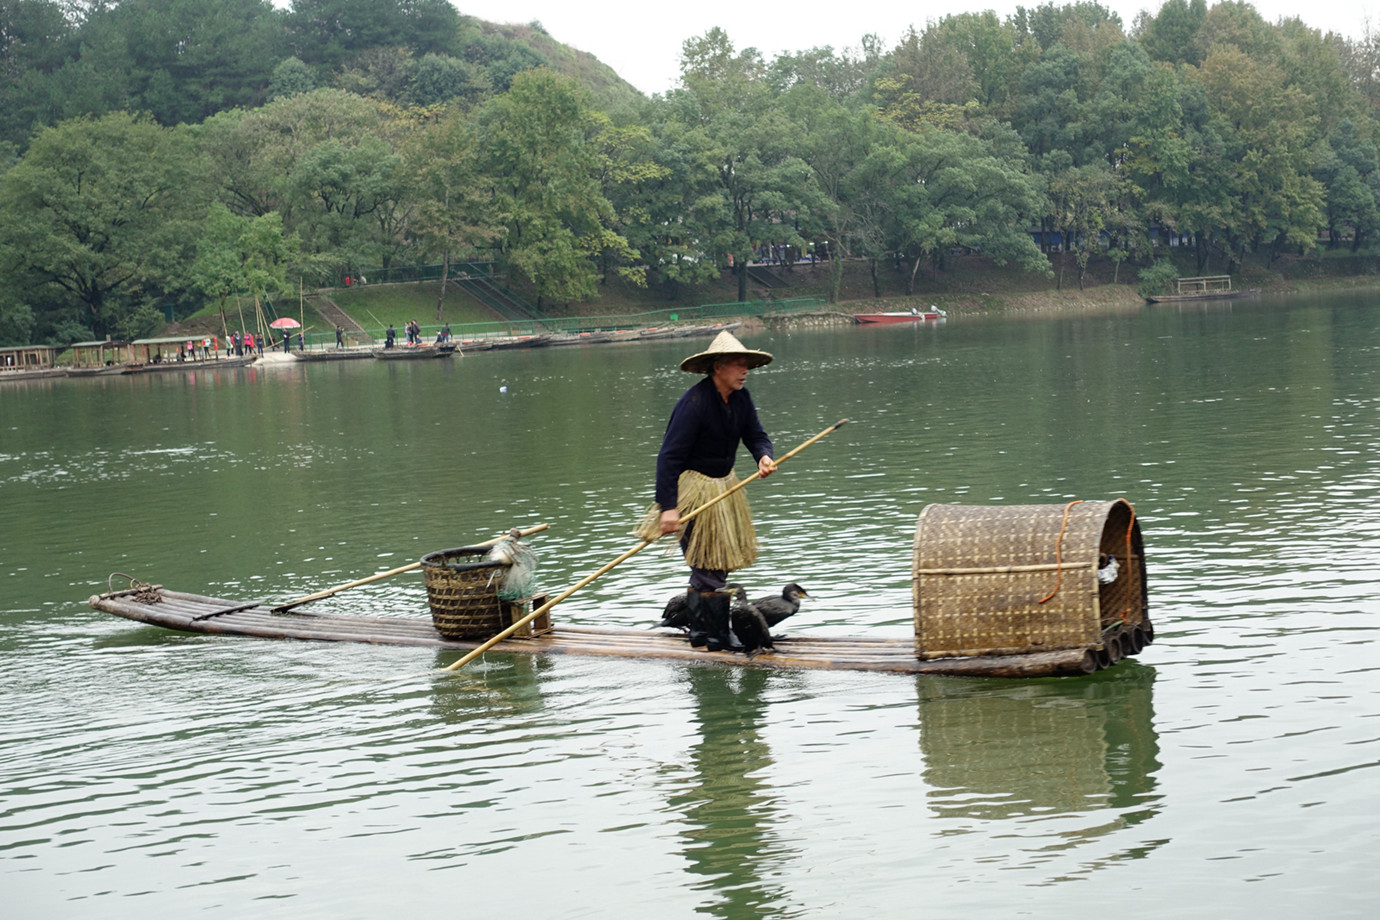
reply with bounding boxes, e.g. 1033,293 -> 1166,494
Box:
293,347 -> 375,361
64,364 -> 129,377
546,331 -> 617,346
676,321 -> 741,337
371,343 -> 456,359
123,355 -> 258,373
487,334 -> 550,350
88,584 -> 1121,678
1143,274 -> 1259,304
1144,288 -> 1259,304
0,367 -> 70,381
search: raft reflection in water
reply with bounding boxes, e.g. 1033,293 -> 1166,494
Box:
919,663 -> 1162,848
416,651 -> 1161,905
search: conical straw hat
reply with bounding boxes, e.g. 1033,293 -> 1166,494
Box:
679,330 -> 774,373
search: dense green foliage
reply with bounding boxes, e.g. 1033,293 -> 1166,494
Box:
1,0 -> 1377,344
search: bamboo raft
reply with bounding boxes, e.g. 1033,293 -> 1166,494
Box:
87,586 -> 1120,678
88,495 -> 1155,679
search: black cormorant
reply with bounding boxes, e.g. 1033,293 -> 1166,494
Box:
751,583 -> 810,628
728,584 -> 773,654
656,592 -> 691,631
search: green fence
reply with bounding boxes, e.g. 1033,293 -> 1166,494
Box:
334,262 -> 496,287
530,296 -> 828,333
298,295 -> 829,351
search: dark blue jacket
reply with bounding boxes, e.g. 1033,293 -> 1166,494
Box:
655,376 -> 773,509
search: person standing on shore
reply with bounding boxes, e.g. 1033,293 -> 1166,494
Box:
636,331 -> 776,651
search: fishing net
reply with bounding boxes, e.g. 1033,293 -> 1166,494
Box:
486,535 -> 540,601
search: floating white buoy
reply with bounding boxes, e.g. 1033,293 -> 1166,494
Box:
499,385 -> 508,393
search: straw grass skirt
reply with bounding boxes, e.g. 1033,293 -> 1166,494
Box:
635,470 -> 758,571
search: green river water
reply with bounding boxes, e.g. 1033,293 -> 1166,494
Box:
1,292 -> 1376,917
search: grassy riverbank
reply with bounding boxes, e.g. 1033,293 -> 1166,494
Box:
319,254 -> 1151,333
164,250 -> 1377,340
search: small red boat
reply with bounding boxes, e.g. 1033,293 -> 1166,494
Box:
855,308 -> 946,324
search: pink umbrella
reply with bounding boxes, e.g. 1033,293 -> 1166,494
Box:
269,317 -> 301,329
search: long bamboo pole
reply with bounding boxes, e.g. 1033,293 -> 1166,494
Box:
442,419 -> 849,672
272,523 -> 549,613
235,295 -> 247,346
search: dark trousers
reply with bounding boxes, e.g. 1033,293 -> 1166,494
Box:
680,520 -> 727,591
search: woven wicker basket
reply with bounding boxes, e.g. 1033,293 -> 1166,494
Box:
421,546 -> 510,639
912,500 -> 1146,660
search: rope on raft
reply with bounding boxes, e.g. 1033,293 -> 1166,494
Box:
1037,500 -> 1083,604
107,572 -> 163,604
1037,497 -> 1139,624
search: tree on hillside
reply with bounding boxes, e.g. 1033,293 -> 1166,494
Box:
1316,118 -> 1380,250
1190,0 -> 1279,61
587,112 -> 665,288
924,12 -> 1030,117
0,0 -> 75,145
479,69 -> 636,306
1013,44 -> 1086,159
673,29 -> 829,302
1046,161 -> 1115,288
408,52 -> 490,107
269,56 -> 318,100
1336,24 -> 1380,118
0,112 -> 208,338
617,96 -> 724,298
1013,1 -> 1124,51
197,89 -> 411,279
766,40 -> 882,101
1138,0 -> 1207,66
288,135 -> 408,271
454,24 -> 546,94
4,0 -> 288,138
191,202 -> 301,330
1078,40 -> 1154,166
1191,45 -> 1324,267
286,0 -> 460,71
103,0 -> 287,125
886,25 -> 979,109
784,85 -> 907,300
883,124 -> 1051,291
405,108 -> 503,319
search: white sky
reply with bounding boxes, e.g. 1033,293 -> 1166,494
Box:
462,1 -> 1375,96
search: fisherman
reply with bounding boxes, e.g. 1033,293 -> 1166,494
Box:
636,331 -> 776,651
